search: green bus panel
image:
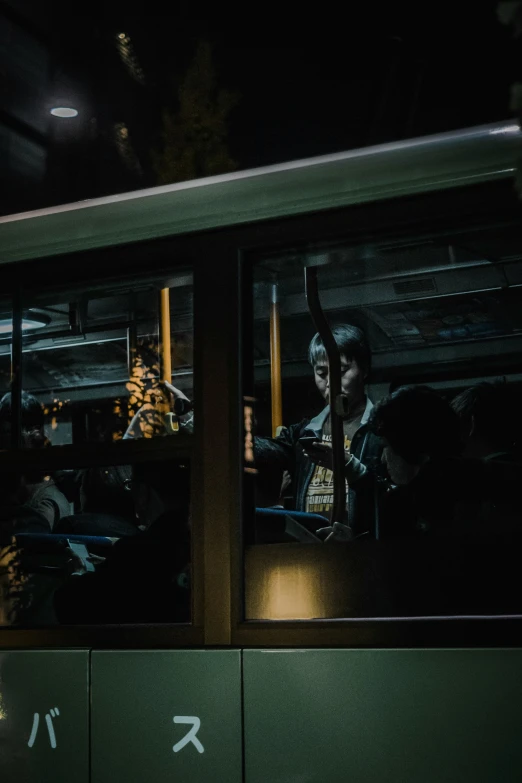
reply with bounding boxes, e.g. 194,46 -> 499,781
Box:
244,648 -> 522,783
91,650 -> 242,783
0,650 -> 89,783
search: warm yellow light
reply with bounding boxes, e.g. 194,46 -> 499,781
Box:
118,32 -> 126,39
259,563 -> 321,620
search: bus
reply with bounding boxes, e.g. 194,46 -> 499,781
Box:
0,120 -> 521,782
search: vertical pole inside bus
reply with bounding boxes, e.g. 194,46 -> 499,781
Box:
160,286 -> 177,432
160,288 -> 172,383
270,279 -> 283,437
305,267 -> 347,527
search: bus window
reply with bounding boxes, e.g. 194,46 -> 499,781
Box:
0,459 -> 191,627
13,270 -> 193,447
244,223 -> 522,620
0,302 -> 14,420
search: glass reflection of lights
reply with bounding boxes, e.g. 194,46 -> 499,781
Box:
489,124 -> 520,135
0,312 -> 50,335
50,107 -> 79,118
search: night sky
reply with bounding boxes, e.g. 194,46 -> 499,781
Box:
4,0 -> 520,210
103,2 -> 518,168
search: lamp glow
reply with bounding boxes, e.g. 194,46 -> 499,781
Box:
50,107 -> 78,118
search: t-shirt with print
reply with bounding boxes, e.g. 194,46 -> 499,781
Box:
305,418 -> 352,518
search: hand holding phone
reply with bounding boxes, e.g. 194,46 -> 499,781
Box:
298,436 -> 319,448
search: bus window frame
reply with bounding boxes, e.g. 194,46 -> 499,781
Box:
0,180 -> 522,648
233,180 -> 522,649
0,250 -> 204,648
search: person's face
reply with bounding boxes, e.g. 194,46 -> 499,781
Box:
381,441 -> 422,486
314,354 -> 366,406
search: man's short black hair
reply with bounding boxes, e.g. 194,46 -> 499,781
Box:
368,385 -> 461,464
0,391 -> 44,431
451,380 -> 520,453
308,324 -> 371,375
254,437 -> 288,503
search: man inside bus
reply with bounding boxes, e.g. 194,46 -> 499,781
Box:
276,324 -> 382,539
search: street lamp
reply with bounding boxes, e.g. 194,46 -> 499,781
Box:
50,107 -> 79,118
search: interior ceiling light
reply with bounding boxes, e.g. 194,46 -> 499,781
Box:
0,312 -> 50,335
50,107 -> 78,118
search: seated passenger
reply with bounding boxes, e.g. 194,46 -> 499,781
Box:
53,461 -> 191,624
0,477 -> 52,540
363,386 -> 462,535
300,385 -> 465,539
368,385 -> 522,615
451,381 -> 522,532
361,384 -> 521,537
55,465 -> 139,537
277,324 -> 382,538
0,392 -> 69,530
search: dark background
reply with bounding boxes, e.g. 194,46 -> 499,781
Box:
1,1 -> 519,215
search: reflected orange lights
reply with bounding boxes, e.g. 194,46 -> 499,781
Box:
0,543 -> 26,627
244,398 -> 255,467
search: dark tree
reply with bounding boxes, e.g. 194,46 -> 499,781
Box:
152,40 -> 239,185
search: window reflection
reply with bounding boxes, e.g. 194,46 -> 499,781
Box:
18,273 -> 193,446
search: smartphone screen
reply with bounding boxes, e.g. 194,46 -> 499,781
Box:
298,436 -> 318,448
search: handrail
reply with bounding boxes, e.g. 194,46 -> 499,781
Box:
160,287 -> 172,383
270,280 -> 283,436
304,267 -> 347,525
